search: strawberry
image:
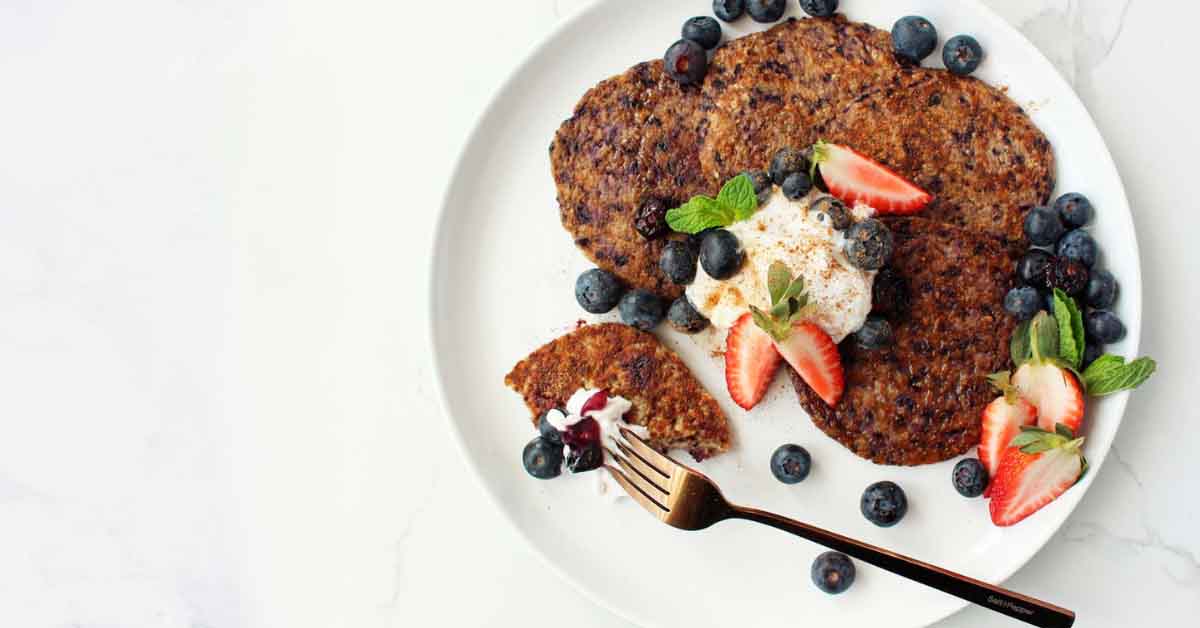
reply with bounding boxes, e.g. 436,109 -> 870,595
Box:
978,394 -> 1038,481
725,312 -> 781,410
1012,362 -> 1085,434
809,140 -> 932,214
988,427 -> 1087,527
775,322 -> 845,407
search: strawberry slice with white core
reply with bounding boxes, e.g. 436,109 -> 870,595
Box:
1012,362 -> 1085,434
810,141 -> 933,214
725,312 -> 782,410
978,395 -> 1038,480
988,430 -> 1086,527
774,321 -> 844,407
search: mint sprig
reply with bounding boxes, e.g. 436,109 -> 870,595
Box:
666,174 -> 759,234
750,261 -> 809,341
1082,354 -> 1157,396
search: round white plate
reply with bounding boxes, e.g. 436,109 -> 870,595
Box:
430,1 -> 1140,626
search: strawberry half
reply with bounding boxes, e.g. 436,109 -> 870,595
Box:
988,428 -> 1086,527
1012,362 -> 1085,434
725,312 -> 782,410
810,140 -> 932,214
775,321 -> 844,407
979,395 -> 1038,481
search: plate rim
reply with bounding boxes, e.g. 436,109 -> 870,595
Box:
427,1 -> 1142,625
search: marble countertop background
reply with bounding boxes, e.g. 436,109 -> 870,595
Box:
0,1 -> 1195,626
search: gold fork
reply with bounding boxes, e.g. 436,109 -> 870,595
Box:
606,428 -> 1075,628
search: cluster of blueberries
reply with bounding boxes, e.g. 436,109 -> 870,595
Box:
1004,193 -> 1124,366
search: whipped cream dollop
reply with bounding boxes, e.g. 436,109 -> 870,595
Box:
546,388 -> 649,501
685,189 -> 876,342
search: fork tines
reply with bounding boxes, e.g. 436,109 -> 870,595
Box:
604,428 -> 677,515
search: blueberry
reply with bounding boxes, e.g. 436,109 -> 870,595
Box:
686,228 -> 713,255
844,219 -> 894,270
770,444 -> 812,484
1085,269 -> 1119,309
871,268 -> 909,316
1004,286 -> 1041,320
1023,206 -> 1065,246
811,196 -> 851,230
1016,249 -> 1053,286
861,481 -> 908,527
781,172 -> 813,200
664,39 -> 708,86
713,0 -> 744,22
659,240 -> 697,285
634,197 -> 670,240
537,410 -> 563,444
682,16 -> 722,50
1046,257 -> 1089,297
1085,310 -> 1126,344
566,442 -> 603,473
854,316 -> 893,350
742,169 -> 773,204
799,0 -> 838,18
1057,229 -> 1098,268
769,148 -> 807,185
811,552 -> 856,594
746,0 -> 786,23
1055,192 -> 1093,228
1082,343 -> 1104,369
575,268 -> 624,314
699,229 -> 744,279
892,16 -> 938,64
942,35 -> 984,75
618,289 -> 666,331
952,458 -> 989,497
523,437 -> 563,479
667,296 -> 709,334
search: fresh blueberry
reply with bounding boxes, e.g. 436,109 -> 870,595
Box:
746,0 -> 786,23
659,240 -> 697,285
770,444 -> 812,484
952,458 -> 989,497
699,229 -> 744,279
686,228 -> 713,255
942,34 -> 984,75
1046,257 -> 1089,297
1055,192 -> 1093,228
1085,310 -> 1126,344
1023,206 -> 1065,246
1016,249 -> 1053,286
811,196 -> 851,230
799,0 -> 838,18
713,0 -> 744,22
664,39 -> 708,86
682,16 -> 722,50
1056,229 -> 1098,268
566,442 -> 603,473
667,296 -> 709,334
871,267 -> 909,316
769,147 -> 809,185
811,552 -> 856,594
575,268 -> 624,314
618,289 -> 667,331
861,481 -> 908,527
854,316 -> 893,350
1004,286 -> 1041,320
781,172 -> 813,200
844,219 -> 894,270
1085,269 -> 1119,309
523,437 -> 563,479
1082,343 -> 1104,369
634,197 -> 670,240
537,410 -> 563,445
892,16 -> 938,64
742,169 -> 773,204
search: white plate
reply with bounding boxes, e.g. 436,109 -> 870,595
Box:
430,1 -> 1141,626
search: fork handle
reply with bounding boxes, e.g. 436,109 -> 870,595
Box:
728,506 -> 1074,628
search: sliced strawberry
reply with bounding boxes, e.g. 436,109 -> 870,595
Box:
988,430 -> 1086,527
775,321 -> 844,407
1012,362 -> 1086,434
725,312 -> 782,410
811,141 -> 932,214
979,396 -> 1038,480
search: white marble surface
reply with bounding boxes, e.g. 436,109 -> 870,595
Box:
0,0 -> 1195,626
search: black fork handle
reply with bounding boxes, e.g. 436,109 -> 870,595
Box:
729,506 -> 1074,627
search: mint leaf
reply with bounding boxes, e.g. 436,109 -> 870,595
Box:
1052,289 -> 1085,369
1082,355 -> 1157,396
1010,319 -> 1032,366
666,196 -> 733,234
716,174 -> 758,220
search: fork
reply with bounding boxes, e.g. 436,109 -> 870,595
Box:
605,428 -> 1075,628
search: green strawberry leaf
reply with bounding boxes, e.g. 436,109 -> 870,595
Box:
666,196 -> 734,234
767,261 -> 790,306
1082,355 -> 1157,396
750,305 -> 791,342
716,173 -> 758,220
1010,319 -> 1032,366
1029,311 -> 1060,364
1052,289 -> 1085,369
